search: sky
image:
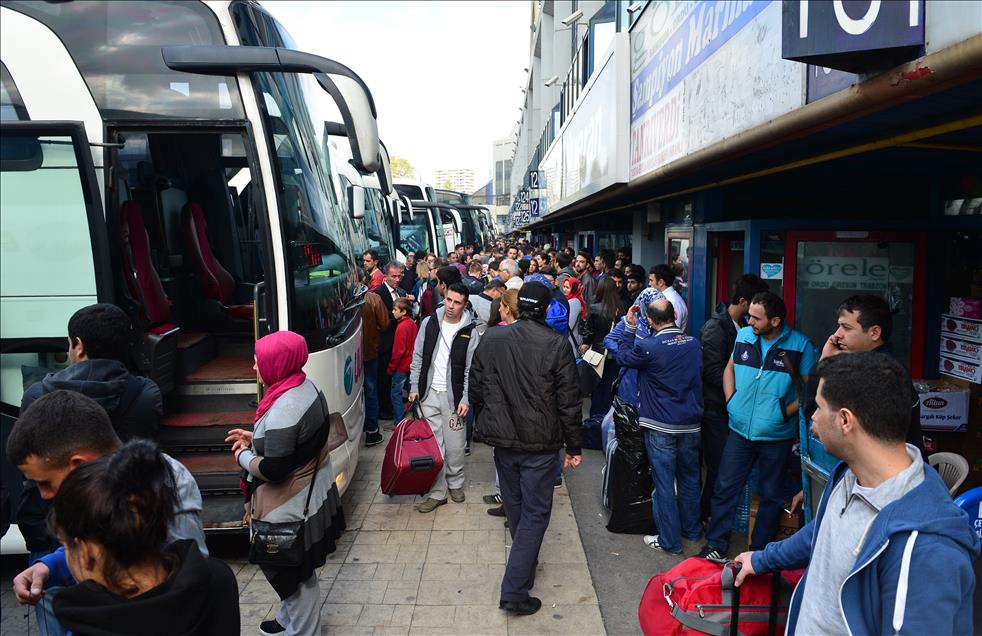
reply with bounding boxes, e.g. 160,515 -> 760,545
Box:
263,1 -> 530,187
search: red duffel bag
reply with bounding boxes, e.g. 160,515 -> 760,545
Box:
639,557 -> 804,636
380,403 -> 444,496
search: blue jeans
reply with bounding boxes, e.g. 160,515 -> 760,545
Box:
26,552 -> 67,636
390,370 -> 408,424
706,432 -> 794,552
364,358 -> 379,433
643,429 -> 702,552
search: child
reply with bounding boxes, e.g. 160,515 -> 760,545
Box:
388,298 -> 418,424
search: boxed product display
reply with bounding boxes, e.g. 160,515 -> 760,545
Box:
940,335 -> 982,363
941,314 -> 982,343
949,297 -> 982,320
938,356 -> 982,386
915,379 -> 970,432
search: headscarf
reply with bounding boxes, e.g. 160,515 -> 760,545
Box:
631,287 -> 667,338
563,277 -> 588,319
254,331 -> 309,422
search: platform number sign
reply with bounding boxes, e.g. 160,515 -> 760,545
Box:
528,170 -> 540,189
530,198 -> 540,217
518,189 -> 530,203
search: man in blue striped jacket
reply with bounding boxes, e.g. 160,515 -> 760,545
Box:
699,292 -> 816,560
615,298 -> 703,555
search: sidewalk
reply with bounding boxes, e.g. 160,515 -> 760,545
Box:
234,436 -> 606,635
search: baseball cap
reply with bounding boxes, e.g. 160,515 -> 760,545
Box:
518,282 -> 552,312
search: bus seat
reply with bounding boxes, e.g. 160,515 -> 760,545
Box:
155,176 -> 188,268
182,201 -> 253,321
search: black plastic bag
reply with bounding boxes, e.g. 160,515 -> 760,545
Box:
604,396 -> 656,534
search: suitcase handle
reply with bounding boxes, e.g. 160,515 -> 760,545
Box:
729,563 -> 741,636
410,400 -> 422,421
409,456 -> 435,472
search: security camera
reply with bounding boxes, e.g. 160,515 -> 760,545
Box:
544,76 -> 559,86
627,1 -> 644,13
561,9 -> 583,26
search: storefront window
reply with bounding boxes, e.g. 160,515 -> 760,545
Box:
667,233 -> 692,304
760,232 -> 786,297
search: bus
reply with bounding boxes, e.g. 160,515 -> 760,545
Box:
394,178 -> 459,254
0,0 -> 383,539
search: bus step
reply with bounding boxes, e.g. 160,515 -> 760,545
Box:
158,411 -> 253,451
184,354 -> 255,383
200,494 -> 248,533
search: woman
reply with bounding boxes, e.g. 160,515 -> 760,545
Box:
418,258 -> 445,321
526,258 -> 539,275
226,331 -> 345,636
49,440 -> 239,636
581,276 -> 625,419
562,277 -> 587,346
498,289 -> 519,325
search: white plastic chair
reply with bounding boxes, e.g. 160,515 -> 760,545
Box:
928,452 -> 969,497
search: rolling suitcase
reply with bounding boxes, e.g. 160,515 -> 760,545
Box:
380,403 -> 444,496
638,558 -> 804,636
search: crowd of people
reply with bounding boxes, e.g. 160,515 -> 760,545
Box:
4,237 -> 977,634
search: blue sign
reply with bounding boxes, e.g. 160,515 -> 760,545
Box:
343,356 -> 354,395
530,199 -> 540,217
631,1 -> 771,123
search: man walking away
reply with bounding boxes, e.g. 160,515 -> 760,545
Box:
470,282 -> 582,616
361,290 -> 390,446
699,292 -> 816,560
733,353 -> 979,636
463,260 -> 486,295
469,279 -> 506,336
698,274 -> 768,519
499,259 -> 522,290
615,300 -> 703,554
408,283 -> 480,512
649,264 -> 689,331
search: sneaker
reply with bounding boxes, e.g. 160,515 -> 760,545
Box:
483,493 -> 502,505
259,619 -> 286,636
487,506 -> 505,517
643,534 -> 682,555
464,445 -> 471,456
697,545 -> 725,561
554,477 -> 563,489
416,498 -> 447,513
499,596 -> 542,616
449,487 -> 466,503
364,431 -> 383,447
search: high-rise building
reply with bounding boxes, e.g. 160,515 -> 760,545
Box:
434,168 -> 475,194
491,137 -> 516,231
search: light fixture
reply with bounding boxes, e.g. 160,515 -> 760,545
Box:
627,1 -> 644,13
544,75 -> 560,86
561,9 -> 584,26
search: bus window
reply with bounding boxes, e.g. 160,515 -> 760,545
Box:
399,213 -> 431,255
394,184 -> 424,200
0,62 -> 28,121
365,190 -> 391,262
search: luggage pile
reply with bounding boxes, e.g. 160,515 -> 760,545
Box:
601,395 -> 656,534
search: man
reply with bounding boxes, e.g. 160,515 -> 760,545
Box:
361,290 -> 390,446
593,251 -> 614,283
608,268 -> 625,301
499,259 -> 523,290
376,262 -> 409,420
9,391 -> 207,634
470,279 -> 506,336
408,282 -> 480,513
625,269 -> 645,305
506,246 -> 519,261
470,282 -> 582,616
649,264 -> 688,331
573,251 -> 597,302
698,274 -> 769,519
487,258 -> 501,282
615,299 -> 703,555
400,252 -> 418,295
434,265 -> 463,305
455,244 -> 466,261
362,249 -> 384,291
462,260 -> 486,295
805,294 -> 925,457
733,353 -> 979,636
556,252 -> 576,279
699,292 -> 815,560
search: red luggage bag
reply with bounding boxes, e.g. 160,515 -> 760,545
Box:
380,404 -> 444,496
639,558 -> 804,636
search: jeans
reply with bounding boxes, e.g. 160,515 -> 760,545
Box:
706,432 -> 794,552
495,448 -> 559,601
700,411 -> 730,520
390,371 -> 408,423
643,429 -> 702,553
363,358 -> 380,434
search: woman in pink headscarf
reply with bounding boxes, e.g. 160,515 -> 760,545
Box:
226,331 -> 344,636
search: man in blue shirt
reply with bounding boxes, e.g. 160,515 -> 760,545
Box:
699,292 -> 816,560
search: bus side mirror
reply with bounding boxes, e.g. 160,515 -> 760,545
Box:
348,185 -> 366,220
315,73 -> 380,174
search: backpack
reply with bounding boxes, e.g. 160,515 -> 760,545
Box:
545,298 -> 569,336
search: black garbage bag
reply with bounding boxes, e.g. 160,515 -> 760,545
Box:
603,395 -> 656,534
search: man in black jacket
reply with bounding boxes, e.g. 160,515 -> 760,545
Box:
470,282 -> 582,616
698,275 -> 768,520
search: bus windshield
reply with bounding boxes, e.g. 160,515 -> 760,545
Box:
399,211 -> 431,255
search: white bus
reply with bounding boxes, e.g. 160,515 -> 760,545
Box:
394,178 -> 459,255
0,0 -> 383,536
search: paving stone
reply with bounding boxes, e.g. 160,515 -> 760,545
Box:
357,603 -> 395,627
385,530 -> 428,545
426,543 -> 476,564
389,604 -> 415,627
529,564 -> 599,605
319,563 -> 342,580
338,563 -> 379,580
320,603 -> 364,626
326,579 -> 388,605
381,581 -> 420,605
355,531 -> 392,545
415,577 -> 497,606
240,576 -> 280,604
506,603 -> 605,635
409,604 -> 454,627
346,544 -> 401,564
428,530 -> 463,545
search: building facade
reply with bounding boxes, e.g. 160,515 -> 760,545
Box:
434,167 -> 476,194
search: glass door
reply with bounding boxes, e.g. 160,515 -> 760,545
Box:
666,228 -> 693,306
710,232 -> 745,310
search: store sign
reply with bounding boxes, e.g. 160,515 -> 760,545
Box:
798,256 -> 891,290
783,0 -> 925,73
807,65 -> 858,102
563,47 -> 620,200
760,263 -> 784,280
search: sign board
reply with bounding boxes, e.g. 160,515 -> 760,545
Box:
798,256 -> 890,290
528,169 -> 540,189
760,262 -> 784,280
530,198 -> 540,217
782,0 -> 925,73
518,189 -> 530,203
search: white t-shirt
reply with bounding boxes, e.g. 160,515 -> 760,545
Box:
431,318 -> 465,391
662,285 -> 689,332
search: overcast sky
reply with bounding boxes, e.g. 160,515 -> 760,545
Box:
264,1 -> 530,186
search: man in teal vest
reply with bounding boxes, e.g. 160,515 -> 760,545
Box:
699,292 -> 816,560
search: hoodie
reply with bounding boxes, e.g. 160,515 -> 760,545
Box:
409,307 -> 480,411
751,459 -> 979,636
53,540 -> 239,636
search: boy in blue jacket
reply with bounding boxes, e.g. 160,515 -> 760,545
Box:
733,352 -> 979,636
615,299 -> 703,554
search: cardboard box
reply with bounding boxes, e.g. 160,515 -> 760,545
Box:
915,378 -> 971,432
941,314 -> 982,344
939,355 -> 982,385
747,497 -> 802,542
940,335 -> 982,363
950,297 -> 982,320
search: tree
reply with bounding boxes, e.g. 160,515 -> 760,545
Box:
389,155 -> 415,178
442,179 -> 453,190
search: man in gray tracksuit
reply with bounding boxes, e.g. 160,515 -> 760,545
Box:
409,282 -> 481,512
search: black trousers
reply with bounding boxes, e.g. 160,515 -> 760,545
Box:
377,348 -> 393,418
700,411 -> 729,520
